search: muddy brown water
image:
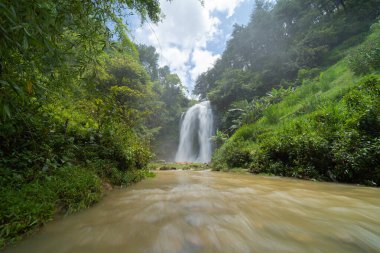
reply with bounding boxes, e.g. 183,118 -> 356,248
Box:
4,171 -> 380,253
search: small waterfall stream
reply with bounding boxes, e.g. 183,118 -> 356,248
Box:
175,101 -> 214,163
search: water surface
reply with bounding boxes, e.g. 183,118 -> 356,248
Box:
4,171 -> 380,253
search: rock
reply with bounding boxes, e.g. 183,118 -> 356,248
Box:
159,166 -> 177,171
102,181 -> 113,191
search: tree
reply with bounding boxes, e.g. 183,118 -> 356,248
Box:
137,44 -> 159,81
0,0 -> 163,121
194,0 -> 380,132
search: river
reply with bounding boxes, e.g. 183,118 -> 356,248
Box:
4,171 -> 380,253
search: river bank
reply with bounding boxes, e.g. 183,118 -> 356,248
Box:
149,162 -> 371,185
3,170 -> 380,253
0,167 -> 152,249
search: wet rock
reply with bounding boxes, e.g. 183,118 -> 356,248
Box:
102,181 -> 113,191
159,166 -> 177,171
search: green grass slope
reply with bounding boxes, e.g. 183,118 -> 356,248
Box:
212,22 -> 380,186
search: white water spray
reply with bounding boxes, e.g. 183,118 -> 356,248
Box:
175,101 -> 214,163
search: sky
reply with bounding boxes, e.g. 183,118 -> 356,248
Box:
128,0 -> 254,95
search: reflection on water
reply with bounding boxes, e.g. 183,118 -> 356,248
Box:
4,171 -> 380,253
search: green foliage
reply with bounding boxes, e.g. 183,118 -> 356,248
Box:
211,130 -> 229,149
212,139 -> 252,170
194,0 -> 379,133
137,44 -> 159,80
0,181 -> 55,248
137,47 -> 189,160
250,128 -> 332,179
52,167 -> 102,214
207,69 -> 253,111
214,74 -> 380,185
347,23 -> 380,75
0,0 -> 163,121
102,167 -> 152,186
223,87 -> 294,133
0,0 -> 182,248
297,68 -> 321,82
213,26 -> 380,185
0,166 -> 102,248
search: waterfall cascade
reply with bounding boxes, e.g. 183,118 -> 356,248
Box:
175,101 -> 214,163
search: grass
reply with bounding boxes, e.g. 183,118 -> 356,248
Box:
0,166 -> 102,248
233,58 -> 361,142
213,24 -> 380,185
215,72 -> 380,184
0,165 -> 151,249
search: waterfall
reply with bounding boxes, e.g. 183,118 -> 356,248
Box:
175,101 -> 214,163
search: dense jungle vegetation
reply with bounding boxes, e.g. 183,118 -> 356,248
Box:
195,0 -> 380,185
1,0 -> 380,249
0,0 -> 189,247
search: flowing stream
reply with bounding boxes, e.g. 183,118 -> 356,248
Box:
175,101 -> 213,163
4,171 -> 380,253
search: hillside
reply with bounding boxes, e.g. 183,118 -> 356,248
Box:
212,22 -> 380,185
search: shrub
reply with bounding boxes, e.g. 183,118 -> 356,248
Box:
297,68 -> 321,81
51,167 -> 102,214
347,25 -> 380,75
0,166 -> 103,248
0,180 -> 56,247
215,75 -> 380,185
212,139 -> 252,169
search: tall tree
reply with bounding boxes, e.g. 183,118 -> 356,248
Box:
194,0 -> 380,132
0,0 -> 163,120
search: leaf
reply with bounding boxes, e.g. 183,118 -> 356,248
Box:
3,103 -> 11,119
0,80 -> 10,87
9,5 -> 17,19
23,26 -> 32,36
22,36 -> 28,50
9,25 -> 23,31
26,81 -> 33,94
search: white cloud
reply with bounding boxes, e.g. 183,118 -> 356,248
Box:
162,47 -> 190,70
133,0 -> 246,93
204,0 -> 246,18
190,49 -> 220,81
